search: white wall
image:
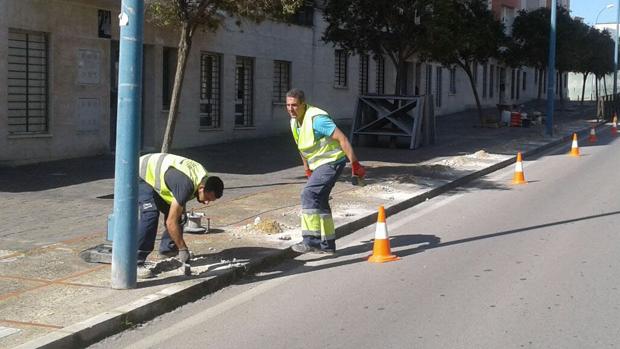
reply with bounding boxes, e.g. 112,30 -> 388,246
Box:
1,0 -> 558,165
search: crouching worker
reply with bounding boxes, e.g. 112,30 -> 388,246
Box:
137,153 -> 223,279
286,88 -> 366,254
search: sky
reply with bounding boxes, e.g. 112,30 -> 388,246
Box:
571,0 -> 620,26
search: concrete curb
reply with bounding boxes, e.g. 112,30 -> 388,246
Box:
15,124 -> 602,349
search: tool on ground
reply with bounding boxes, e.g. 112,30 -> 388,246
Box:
368,205 -> 400,263
351,161 -> 366,187
512,152 -> 526,185
569,133 -> 580,157
184,211 -> 208,233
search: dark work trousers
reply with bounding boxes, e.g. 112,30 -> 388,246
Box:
301,160 -> 345,251
137,180 -> 178,264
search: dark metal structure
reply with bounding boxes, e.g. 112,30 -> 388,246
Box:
350,95 -> 435,150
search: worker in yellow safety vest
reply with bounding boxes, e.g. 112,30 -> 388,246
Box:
137,153 -> 223,279
286,88 -> 366,254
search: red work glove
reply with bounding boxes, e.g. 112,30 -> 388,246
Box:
351,161 -> 366,178
305,169 -> 313,178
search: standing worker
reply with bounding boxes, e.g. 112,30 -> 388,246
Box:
286,88 -> 366,254
137,153 -> 224,278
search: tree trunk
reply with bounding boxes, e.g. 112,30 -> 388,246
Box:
460,61 -> 484,126
580,72 -> 588,104
161,23 -> 193,153
393,57 -> 407,96
595,76 -> 599,103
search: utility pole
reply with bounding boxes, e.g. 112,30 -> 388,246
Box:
545,0 -> 557,137
111,0 -> 144,289
614,0 -> 619,102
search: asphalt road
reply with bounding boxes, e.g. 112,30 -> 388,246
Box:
90,131 -> 620,349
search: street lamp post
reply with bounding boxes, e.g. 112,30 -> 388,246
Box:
595,4 -> 615,26
545,0 -> 557,137
614,0 -> 620,100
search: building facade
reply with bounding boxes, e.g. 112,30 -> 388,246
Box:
1,0 -> 565,165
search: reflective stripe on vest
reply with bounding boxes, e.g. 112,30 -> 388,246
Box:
290,105 -> 346,171
139,153 -> 208,205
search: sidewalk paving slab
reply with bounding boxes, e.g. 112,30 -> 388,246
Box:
0,101 -> 604,349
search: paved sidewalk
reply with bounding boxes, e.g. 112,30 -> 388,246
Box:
0,101 -> 603,348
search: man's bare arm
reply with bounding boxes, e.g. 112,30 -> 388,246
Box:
165,199 -> 188,250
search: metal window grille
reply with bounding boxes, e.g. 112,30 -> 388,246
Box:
516,69 -> 521,100
482,63 -> 487,98
375,56 -> 385,94
472,62 -> 478,85
235,56 -> 254,127
489,65 -> 495,99
511,69 -> 516,100
415,63 -> 422,95
199,52 -> 221,129
272,60 -> 291,103
359,54 -> 369,95
449,67 -> 456,94
8,29 -> 48,134
435,66 -> 442,107
334,50 -> 348,88
162,47 -> 177,110
425,65 -> 432,95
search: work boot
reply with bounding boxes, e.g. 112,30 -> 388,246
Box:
159,250 -> 179,258
292,243 -> 335,254
137,264 -> 155,279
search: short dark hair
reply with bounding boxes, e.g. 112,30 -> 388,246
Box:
286,88 -> 305,103
202,176 -> 224,198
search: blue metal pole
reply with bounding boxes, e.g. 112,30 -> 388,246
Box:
111,0 -> 144,289
614,0 -> 619,99
545,0 -> 557,137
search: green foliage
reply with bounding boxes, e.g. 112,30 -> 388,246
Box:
146,0 -> 304,32
421,0 -> 504,124
421,0 -> 505,68
322,0 -> 427,94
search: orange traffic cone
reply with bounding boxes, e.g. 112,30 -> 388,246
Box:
512,152 -> 526,184
612,114 -> 618,136
368,206 -> 400,263
589,127 -> 598,143
569,133 -> 580,157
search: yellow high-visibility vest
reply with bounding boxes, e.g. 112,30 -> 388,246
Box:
290,105 -> 346,171
139,153 -> 207,204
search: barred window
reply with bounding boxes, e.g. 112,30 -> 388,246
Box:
8,29 -> 48,134
482,63 -> 488,98
273,60 -> 291,103
435,66 -> 442,107
472,62 -> 478,85
235,56 -> 254,127
359,54 -> 369,95
375,56 -> 385,95
511,68 -> 516,100
489,64 -> 495,99
199,52 -> 221,129
425,65 -> 432,95
449,67 -> 457,94
162,47 -> 177,110
334,49 -> 348,88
